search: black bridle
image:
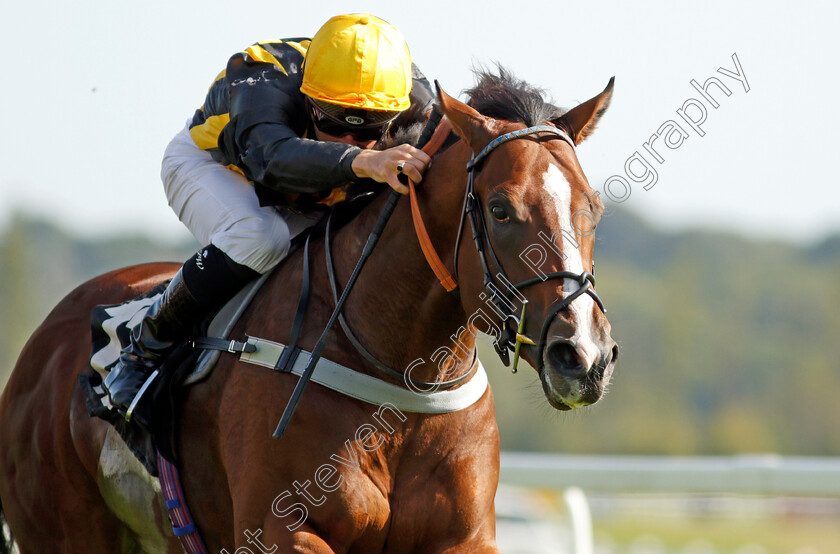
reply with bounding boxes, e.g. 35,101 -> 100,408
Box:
452,125 -> 606,373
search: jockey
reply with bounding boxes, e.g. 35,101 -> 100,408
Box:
103,13 -> 434,417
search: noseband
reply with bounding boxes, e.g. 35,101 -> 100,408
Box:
411,121 -> 607,373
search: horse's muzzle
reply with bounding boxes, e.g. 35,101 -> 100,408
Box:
541,337 -> 618,410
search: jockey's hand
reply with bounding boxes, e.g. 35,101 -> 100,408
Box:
352,145 -> 431,195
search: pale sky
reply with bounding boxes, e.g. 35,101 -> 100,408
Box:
1,0 -> 838,244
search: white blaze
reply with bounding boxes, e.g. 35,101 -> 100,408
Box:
540,164 -> 600,370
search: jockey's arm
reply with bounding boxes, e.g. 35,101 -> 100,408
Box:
217,50 -> 434,196
218,51 -> 358,194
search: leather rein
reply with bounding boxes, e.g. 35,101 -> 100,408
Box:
324,112 -> 478,392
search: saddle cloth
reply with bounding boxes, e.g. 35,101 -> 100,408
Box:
89,272 -> 271,383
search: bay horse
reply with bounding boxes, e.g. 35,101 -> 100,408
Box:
0,70 -> 617,553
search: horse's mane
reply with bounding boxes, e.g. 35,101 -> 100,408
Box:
465,66 -> 565,126
382,122 -> 425,148
382,65 -> 565,150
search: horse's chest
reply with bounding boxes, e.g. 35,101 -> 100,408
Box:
321,449 -> 491,549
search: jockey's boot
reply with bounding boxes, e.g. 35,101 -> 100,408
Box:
103,244 -> 259,421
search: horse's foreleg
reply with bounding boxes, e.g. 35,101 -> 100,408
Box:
421,515 -> 500,554
437,533 -> 500,554
228,519 -> 337,554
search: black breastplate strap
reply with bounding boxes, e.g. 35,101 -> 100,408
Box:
274,233 -> 313,373
324,212 -> 477,390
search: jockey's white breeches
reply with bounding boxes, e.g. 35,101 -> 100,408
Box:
161,121 -> 316,273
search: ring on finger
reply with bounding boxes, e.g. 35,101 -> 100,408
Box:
397,162 -> 405,174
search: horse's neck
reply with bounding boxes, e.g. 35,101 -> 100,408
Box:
330,145 -> 475,382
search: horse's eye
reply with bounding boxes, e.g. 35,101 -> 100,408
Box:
491,205 -> 508,222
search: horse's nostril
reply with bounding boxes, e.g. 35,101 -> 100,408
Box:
610,344 -> 619,365
546,341 -> 586,378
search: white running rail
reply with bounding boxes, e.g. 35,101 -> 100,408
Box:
498,453 -> 840,554
499,453 -> 840,495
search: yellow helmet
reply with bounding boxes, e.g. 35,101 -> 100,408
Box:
301,13 -> 413,112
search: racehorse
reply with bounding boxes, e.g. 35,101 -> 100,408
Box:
0,70 -> 618,553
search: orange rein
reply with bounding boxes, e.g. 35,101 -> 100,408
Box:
408,117 -> 458,292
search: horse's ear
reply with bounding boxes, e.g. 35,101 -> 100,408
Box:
435,81 -> 494,151
552,77 -> 614,145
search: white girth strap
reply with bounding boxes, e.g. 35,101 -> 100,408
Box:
240,337 -> 489,413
